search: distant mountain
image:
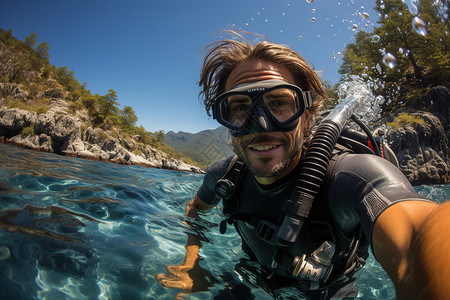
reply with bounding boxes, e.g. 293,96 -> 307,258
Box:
165,126 -> 234,166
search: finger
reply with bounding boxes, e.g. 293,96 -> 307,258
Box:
156,273 -> 193,290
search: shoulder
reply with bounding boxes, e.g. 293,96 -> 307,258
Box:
330,152 -> 402,185
205,155 -> 237,181
197,156 -> 236,205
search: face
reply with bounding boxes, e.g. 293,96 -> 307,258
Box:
226,60 -> 309,185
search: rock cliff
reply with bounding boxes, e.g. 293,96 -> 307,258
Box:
384,87 -> 450,185
0,88 -> 203,174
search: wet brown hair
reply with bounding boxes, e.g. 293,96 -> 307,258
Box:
199,31 -> 326,118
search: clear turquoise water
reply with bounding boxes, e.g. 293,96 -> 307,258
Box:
0,143 -> 448,299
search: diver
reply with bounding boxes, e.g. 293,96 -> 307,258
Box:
156,32 -> 450,299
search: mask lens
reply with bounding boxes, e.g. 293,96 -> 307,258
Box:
263,88 -> 300,122
222,94 -> 252,128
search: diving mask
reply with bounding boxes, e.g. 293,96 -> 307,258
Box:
212,79 -> 315,137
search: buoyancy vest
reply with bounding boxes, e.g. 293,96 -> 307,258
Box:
216,140 -> 373,291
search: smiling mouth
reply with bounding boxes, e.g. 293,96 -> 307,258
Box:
249,145 -> 280,151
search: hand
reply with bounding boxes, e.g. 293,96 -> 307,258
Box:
156,245 -> 214,298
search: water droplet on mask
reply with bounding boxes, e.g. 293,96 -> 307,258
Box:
361,12 -> 370,19
382,53 -> 397,69
412,16 -> 428,36
312,17 -> 316,22
312,9 -> 316,13
352,24 -> 358,31
371,35 -> 381,43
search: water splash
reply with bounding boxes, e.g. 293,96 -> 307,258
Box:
361,12 -> 370,19
337,75 -> 384,125
352,24 -> 359,31
382,53 -> 397,68
412,16 -> 428,36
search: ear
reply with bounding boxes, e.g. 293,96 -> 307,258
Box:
302,111 -> 312,130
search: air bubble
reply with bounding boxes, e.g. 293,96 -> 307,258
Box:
312,9 -> 316,13
352,24 -> 358,31
382,53 -> 397,69
412,16 -> 428,36
312,17 -> 316,22
371,35 -> 381,43
306,0 -> 314,3
403,0 -> 419,16
361,12 -> 370,19
298,36 -> 302,40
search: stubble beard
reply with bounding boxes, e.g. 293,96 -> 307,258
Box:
231,134 -> 303,178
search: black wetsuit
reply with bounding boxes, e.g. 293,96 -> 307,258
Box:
197,151 -> 430,299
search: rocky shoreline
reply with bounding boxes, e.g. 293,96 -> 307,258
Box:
1,84 -> 449,185
0,94 -> 204,174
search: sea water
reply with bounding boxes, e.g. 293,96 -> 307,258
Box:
0,143 -> 448,300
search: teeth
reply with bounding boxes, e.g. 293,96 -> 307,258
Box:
252,145 -> 277,151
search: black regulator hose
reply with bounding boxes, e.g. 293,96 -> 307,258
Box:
271,96 -> 363,273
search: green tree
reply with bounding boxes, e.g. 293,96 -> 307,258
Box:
338,0 -> 450,112
99,89 -> 120,117
121,106 -> 138,128
24,32 -> 37,49
153,130 -> 166,143
35,41 -> 50,59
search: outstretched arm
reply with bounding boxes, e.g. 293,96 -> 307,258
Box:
156,193 -> 215,293
372,200 -> 450,300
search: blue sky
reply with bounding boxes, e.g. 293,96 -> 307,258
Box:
1,0 -> 379,133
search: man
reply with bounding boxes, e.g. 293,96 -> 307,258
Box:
157,34 -> 450,299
